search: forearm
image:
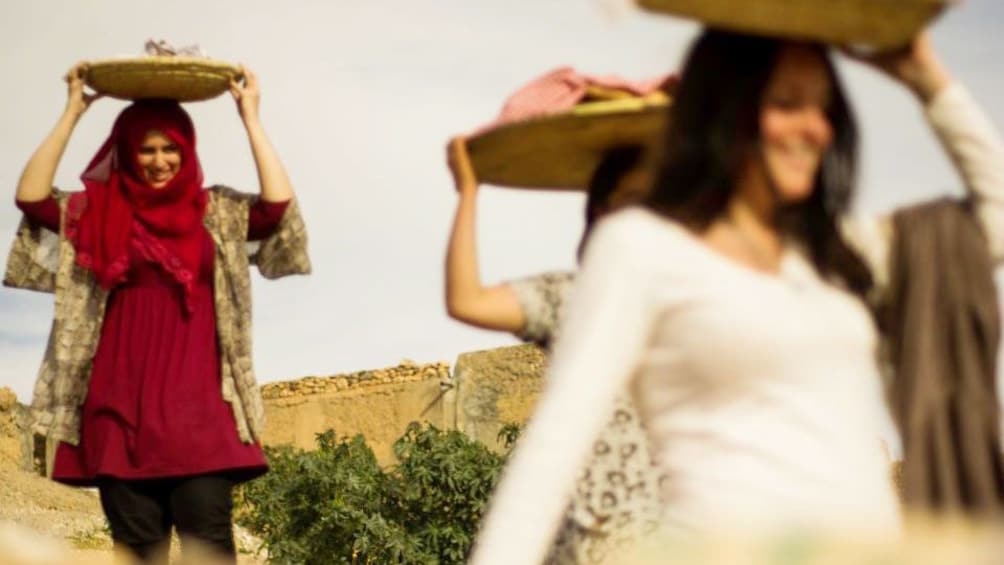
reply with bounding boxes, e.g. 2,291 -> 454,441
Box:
445,190 -> 482,313
444,190 -> 525,331
16,110 -> 80,202
243,117 -> 294,203
905,54 -> 950,105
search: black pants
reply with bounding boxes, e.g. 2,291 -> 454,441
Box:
97,475 -> 237,564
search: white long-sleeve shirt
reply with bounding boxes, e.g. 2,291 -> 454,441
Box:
469,84 -> 1004,565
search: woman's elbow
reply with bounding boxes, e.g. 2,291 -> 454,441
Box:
445,294 -> 474,323
445,291 -> 499,327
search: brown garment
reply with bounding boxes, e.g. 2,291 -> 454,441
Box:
3,186 -> 311,446
884,198 -> 1004,516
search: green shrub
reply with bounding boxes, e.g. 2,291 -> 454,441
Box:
237,431 -> 425,564
237,423 -> 519,564
392,423 -> 506,563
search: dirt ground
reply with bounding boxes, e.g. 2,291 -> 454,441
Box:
0,386 -> 265,564
0,465 -> 267,564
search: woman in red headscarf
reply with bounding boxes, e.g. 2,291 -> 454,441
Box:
8,62 -> 309,563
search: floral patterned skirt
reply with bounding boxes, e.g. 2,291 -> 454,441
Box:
545,395 -> 665,565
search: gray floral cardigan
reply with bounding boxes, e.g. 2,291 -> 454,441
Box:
3,186 -> 310,446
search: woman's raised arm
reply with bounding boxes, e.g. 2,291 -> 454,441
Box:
16,62 -> 102,203
230,67 -> 294,203
443,137 -> 526,332
841,33 -> 1004,281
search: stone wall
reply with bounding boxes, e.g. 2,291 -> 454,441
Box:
260,361 -> 455,465
453,344 -> 546,451
259,345 -> 547,464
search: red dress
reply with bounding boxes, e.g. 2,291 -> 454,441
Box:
17,194 -> 287,486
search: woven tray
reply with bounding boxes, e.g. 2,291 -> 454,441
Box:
637,0 -> 952,50
467,96 -> 670,190
85,57 -> 242,102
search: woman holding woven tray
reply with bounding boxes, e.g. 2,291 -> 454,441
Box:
469,29 -> 1004,564
5,63 -> 309,563
444,69 -> 671,565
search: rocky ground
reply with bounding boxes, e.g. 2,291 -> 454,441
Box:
0,464 -> 267,564
0,387 -> 265,564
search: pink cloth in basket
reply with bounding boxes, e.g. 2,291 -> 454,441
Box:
474,66 -> 675,135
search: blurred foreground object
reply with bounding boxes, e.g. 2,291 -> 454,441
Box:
636,0 -> 952,50
0,522 -> 68,565
621,516 -> 1004,565
0,521 -> 247,565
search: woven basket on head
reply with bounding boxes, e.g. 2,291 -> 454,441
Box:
467,95 -> 670,191
85,57 -> 242,102
637,0 -> 952,50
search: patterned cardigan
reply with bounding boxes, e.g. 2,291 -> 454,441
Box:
2,186 -> 310,446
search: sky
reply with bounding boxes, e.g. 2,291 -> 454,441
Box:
1,0 -> 1003,402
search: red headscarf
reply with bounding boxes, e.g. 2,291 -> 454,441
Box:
67,99 -> 208,311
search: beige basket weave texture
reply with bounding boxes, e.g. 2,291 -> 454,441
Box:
637,0 -> 951,49
85,57 -> 242,102
468,98 -> 669,191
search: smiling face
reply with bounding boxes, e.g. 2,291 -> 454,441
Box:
135,129 -> 182,189
755,44 -> 835,204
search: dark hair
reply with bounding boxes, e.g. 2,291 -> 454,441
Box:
585,145 -> 645,232
645,30 -> 872,295
576,145 -> 646,261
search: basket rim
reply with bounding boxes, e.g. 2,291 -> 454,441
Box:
85,56 -> 242,74
475,95 -> 670,139
82,56 -> 243,102
467,97 -> 670,190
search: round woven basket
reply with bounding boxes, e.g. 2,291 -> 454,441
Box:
467,97 -> 670,191
85,57 -> 242,102
637,0 -> 952,50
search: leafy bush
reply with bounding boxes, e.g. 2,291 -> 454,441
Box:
237,431 -> 423,564
392,423 -> 505,563
237,423 -> 518,564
